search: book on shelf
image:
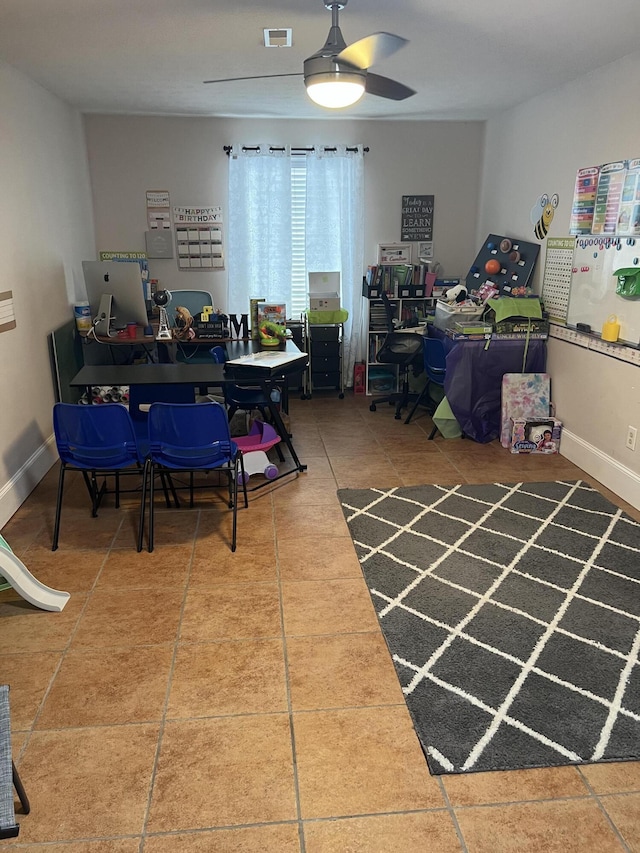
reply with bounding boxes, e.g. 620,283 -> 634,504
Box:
370,263 -> 437,297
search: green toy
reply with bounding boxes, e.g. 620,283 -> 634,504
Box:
614,267 -> 640,298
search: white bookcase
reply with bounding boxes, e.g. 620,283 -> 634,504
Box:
365,296 -> 436,395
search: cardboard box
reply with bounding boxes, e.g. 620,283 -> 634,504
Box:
510,418 -> 562,454
309,271 -> 340,311
455,321 -> 493,335
495,318 -> 549,335
309,293 -> 340,311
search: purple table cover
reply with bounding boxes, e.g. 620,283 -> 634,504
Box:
432,330 -> 547,443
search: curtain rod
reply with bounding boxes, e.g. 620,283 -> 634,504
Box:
224,145 -> 368,155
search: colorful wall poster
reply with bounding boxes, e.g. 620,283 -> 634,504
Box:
569,166 -> 599,235
592,160 -> 626,234
614,158 -> 640,236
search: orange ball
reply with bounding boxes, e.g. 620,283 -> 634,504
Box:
485,259 -> 501,275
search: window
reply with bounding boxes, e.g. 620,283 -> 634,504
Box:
227,145 -> 365,381
290,159 -> 307,317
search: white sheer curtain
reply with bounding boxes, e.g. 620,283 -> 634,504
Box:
228,148 -> 292,307
228,144 -> 365,384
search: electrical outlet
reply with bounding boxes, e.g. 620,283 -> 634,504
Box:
627,425 -> 637,451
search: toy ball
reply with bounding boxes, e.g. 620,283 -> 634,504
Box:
485,259 -> 501,275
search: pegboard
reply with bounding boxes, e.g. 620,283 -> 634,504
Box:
465,234 -> 540,297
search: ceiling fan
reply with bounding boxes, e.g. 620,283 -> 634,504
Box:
203,0 -> 415,109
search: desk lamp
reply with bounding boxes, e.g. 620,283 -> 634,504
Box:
153,289 -> 173,341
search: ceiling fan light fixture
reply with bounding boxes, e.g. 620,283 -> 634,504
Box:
305,71 -> 365,108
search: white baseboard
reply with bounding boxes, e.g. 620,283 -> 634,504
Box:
0,435 -> 58,529
561,429 -> 640,511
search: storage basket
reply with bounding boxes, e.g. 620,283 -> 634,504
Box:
434,300 -> 484,331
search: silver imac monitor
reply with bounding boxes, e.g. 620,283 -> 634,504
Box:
82,260 -> 149,333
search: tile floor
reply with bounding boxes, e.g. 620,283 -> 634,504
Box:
1,393 -> 640,852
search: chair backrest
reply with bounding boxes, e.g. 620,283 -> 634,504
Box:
380,291 -> 397,334
127,383 -> 195,423
53,403 -> 142,469
168,290 -> 213,326
147,402 -> 236,469
209,345 -> 227,364
423,336 -> 447,386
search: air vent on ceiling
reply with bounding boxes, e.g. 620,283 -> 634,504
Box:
263,28 -> 292,48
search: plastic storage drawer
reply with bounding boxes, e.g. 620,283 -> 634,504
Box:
311,340 -> 339,357
311,371 -> 340,388
310,325 -> 339,342
311,356 -> 340,372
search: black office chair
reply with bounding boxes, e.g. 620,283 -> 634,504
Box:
404,336 -> 447,438
369,292 -> 424,419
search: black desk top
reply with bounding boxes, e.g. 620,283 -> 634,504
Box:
70,340 -> 307,387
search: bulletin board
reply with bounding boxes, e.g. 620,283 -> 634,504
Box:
566,237 -> 640,346
465,234 -> 540,296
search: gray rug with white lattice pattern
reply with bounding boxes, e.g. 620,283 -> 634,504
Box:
338,480 -> 640,775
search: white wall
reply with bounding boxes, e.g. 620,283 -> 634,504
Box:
478,51 -> 640,508
0,61 -> 96,526
83,115 -> 485,312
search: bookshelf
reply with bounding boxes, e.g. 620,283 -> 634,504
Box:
365,296 -> 435,396
363,263 -> 457,395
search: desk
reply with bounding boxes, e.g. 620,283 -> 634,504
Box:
81,326 -> 234,365
70,341 -> 309,479
430,329 -> 547,443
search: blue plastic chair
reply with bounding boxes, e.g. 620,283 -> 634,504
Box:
404,336 -> 447,437
141,402 -> 248,553
128,383 -> 195,451
52,403 -> 146,550
128,383 -> 198,509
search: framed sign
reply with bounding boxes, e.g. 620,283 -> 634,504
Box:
401,195 -> 434,242
378,242 -> 412,264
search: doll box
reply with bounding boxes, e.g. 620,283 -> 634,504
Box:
510,418 -> 562,454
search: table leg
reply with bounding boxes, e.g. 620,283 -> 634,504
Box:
261,381 -> 307,472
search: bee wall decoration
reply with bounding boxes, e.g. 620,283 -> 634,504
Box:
531,193 -> 559,240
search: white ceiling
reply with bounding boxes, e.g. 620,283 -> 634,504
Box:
2,0 -> 640,121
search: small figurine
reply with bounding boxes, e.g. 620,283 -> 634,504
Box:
174,306 -> 196,339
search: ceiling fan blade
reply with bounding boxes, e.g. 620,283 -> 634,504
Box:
365,72 -> 415,101
203,73 -> 303,84
337,32 -> 408,70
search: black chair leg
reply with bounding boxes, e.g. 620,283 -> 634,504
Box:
137,459 -> 150,552
12,762 -> 30,815
404,384 -> 431,425
52,464 -> 66,551
239,454 -> 248,508
231,465 -> 238,552
148,462 -> 155,553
